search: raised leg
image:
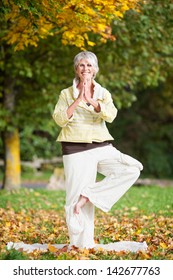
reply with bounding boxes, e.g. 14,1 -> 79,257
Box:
81,145 -> 143,212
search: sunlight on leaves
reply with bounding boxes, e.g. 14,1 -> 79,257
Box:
1,0 -> 140,49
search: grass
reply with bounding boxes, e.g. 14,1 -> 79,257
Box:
0,185 -> 172,215
0,184 -> 172,260
112,185 -> 173,216
0,188 -> 66,211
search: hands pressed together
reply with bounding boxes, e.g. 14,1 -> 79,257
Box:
67,78 -> 100,119
78,78 -> 101,110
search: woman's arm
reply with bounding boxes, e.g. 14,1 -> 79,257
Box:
66,97 -> 81,119
89,90 -> 118,123
98,90 -> 118,123
52,91 -> 74,127
53,87 -> 84,127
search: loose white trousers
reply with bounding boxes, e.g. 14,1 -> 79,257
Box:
63,145 -> 143,248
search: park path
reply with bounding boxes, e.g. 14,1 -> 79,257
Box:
1,178 -> 173,190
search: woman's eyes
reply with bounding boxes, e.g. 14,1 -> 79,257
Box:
79,64 -> 92,67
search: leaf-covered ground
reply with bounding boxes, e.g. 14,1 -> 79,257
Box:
0,186 -> 172,260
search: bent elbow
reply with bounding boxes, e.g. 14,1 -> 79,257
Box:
106,108 -> 118,123
52,113 -> 67,128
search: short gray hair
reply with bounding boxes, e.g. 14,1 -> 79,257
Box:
74,51 -> 99,79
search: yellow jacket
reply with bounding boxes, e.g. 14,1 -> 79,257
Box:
52,80 -> 118,143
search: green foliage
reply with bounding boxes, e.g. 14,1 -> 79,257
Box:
95,0 -> 173,107
110,85 -> 173,178
143,142 -> 172,177
0,38 -> 78,159
19,123 -> 62,160
92,0 -> 173,177
0,249 -> 28,260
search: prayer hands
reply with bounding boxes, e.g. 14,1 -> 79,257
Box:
78,78 -> 91,103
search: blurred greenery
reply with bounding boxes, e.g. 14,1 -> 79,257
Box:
0,0 -> 173,179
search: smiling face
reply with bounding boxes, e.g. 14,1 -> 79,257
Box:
76,59 -> 95,82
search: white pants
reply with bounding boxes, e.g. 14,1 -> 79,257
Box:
63,145 -> 143,248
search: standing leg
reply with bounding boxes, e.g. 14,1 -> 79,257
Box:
63,151 -> 97,248
81,145 -> 143,212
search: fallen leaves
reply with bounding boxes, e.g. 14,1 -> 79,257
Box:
0,207 -> 68,250
94,209 -> 173,260
48,244 -> 58,253
0,206 -> 173,260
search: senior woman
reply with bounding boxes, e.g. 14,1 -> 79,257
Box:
52,51 -> 143,249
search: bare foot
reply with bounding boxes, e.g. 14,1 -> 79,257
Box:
74,195 -> 89,214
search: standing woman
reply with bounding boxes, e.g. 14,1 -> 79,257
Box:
52,51 -> 143,249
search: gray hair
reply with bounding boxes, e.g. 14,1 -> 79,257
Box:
74,51 -> 99,79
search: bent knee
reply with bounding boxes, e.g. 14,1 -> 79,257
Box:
129,166 -> 141,178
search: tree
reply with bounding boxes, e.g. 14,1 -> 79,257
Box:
92,0 -> 173,177
2,0 -> 139,50
0,0 -> 139,190
94,0 -> 173,108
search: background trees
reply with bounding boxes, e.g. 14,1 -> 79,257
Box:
0,0 -> 139,190
94,0 -> 173,177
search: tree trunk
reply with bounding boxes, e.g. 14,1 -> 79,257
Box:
3,129 -> 21,190
1,44 -> 21,190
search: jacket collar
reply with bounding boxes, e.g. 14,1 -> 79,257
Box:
72,78 -> 104,100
